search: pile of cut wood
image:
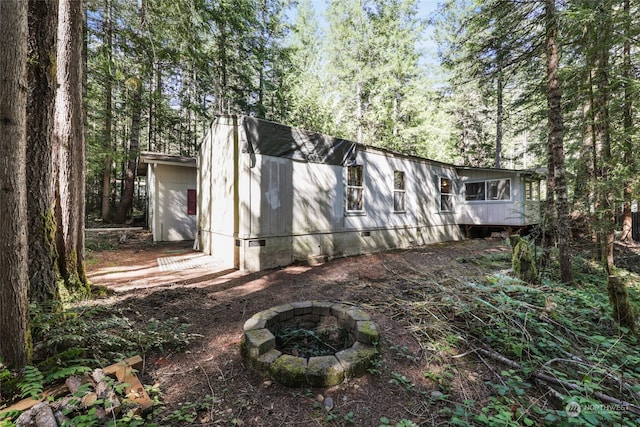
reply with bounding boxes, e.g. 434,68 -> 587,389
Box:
1,356 -> 152,427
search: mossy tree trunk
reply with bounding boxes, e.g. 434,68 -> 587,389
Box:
510,235 -> 538,285
592,2 -> 615,275
27,0 -> 61,305
54,0 -> 89,297
607,275 -> 636,334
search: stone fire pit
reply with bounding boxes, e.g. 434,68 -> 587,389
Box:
241,301 -> 380,387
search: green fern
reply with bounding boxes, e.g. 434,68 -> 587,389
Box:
18,366 -> 44,399
45,366 -> 92,383
0,409 -> 21,425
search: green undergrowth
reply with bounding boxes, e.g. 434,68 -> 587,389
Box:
0,304 -> 199,426
2,242 -> 640,426
454,281 -> 638,425
410,248 -> 640,426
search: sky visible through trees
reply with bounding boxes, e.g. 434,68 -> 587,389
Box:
304,0 -> 442,65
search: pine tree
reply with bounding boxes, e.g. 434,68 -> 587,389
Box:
55,0 -> 89,295
0,0 -> 31,368
27,0 -> 60,305
284,0 -> 342,135
544,0 -> 572,283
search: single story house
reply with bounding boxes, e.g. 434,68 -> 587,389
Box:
139,151 -> 198,242
196,115 -> 543,272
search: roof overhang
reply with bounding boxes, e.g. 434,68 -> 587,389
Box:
138,151 -> 197,176
455,166 -> 547,180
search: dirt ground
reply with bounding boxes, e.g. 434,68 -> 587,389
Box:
84,233 -> 518,426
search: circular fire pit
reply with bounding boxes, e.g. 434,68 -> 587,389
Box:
241,301 -> 380,387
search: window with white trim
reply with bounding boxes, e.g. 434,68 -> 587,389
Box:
464,179 -> 511,201
440,177 -> 453,211
346,165 -> 364,212
393,171 -> 405,212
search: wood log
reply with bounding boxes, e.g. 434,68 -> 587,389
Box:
103,387 -> 122,415
81,392 -> 98,407
103,355 -> 152,411
91,368 -> 105,383
0,384 -> 68,416
103,355 -> 143,376
0,355 -> 147,417
32,403 -> 57,427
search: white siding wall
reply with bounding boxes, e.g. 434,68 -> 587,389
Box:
198,116 -> 237,268
456,169 -> 539,226
146,163 -> 156,238
152,164 -> 197,241
236,142 -> 463,271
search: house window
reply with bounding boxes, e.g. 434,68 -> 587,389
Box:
465,179 -> 511,201
487,179 -> 510,200
187,189 -> 197,215
393,171 -> 405,212
525,180 -> 539,201
346,165 -> 364,212
440,177 -> 453,211
465,182 -> 485,201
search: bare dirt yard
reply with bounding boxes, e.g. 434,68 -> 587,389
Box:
85,232 -> 517,426
87,234 -> 509,426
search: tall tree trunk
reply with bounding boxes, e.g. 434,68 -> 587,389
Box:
115,80 -> 142,224
356,81 -> 363,144
542,121 -> 556,249
545,0 -> 573,283
572,100 -> 594,230
495,55 -> 503,169
54,0 -> 89,296
584,55 -> 600,256
0,0 -> 31,369
593,2 -> 614,273
217,25 -> 228,114
101,0 -> 113,222
620,0 -> 633,242
27,0 -> 60,305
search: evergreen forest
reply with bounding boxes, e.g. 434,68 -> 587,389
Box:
1,0 -> 640,425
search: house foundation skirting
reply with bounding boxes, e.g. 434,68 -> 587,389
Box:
231,223 -> 464,272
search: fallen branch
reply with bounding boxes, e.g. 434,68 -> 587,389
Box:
474,346 -> 640,416
544,357 -> 640,402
